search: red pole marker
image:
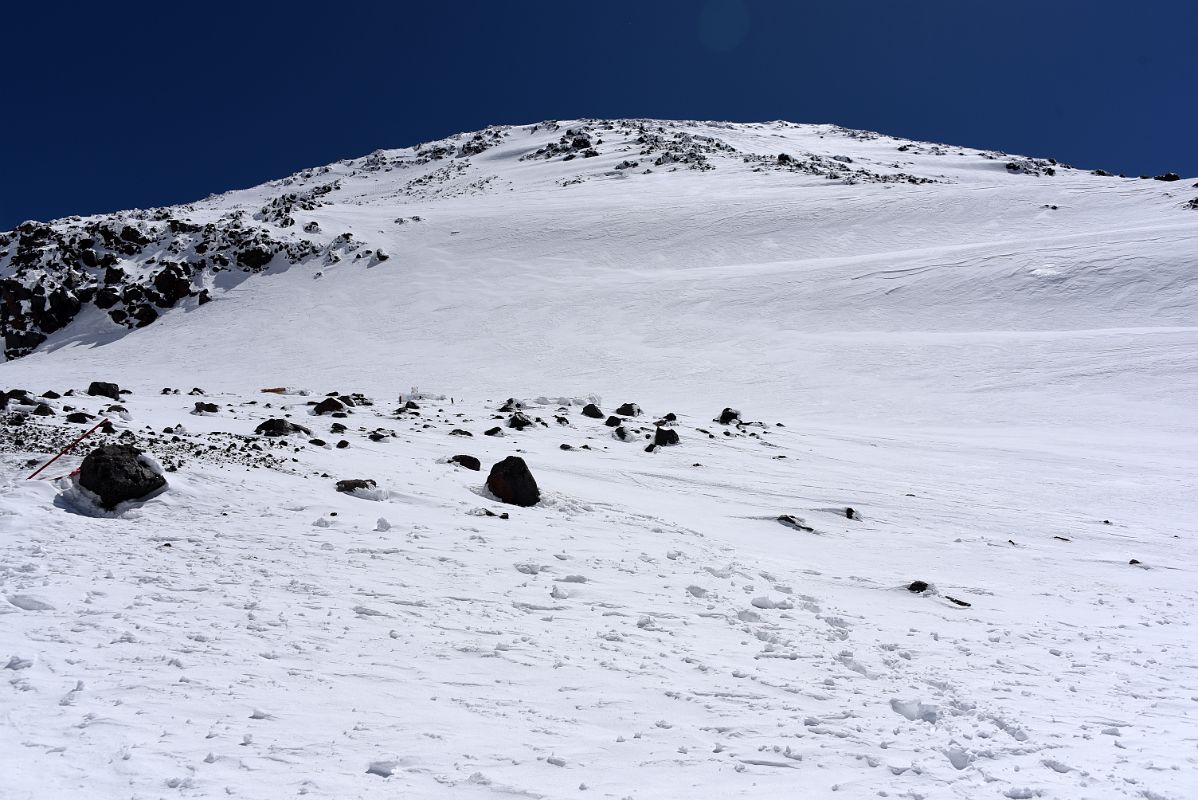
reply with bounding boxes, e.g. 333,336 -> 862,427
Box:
26,419 -> 108,480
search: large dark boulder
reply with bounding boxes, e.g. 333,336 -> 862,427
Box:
255,418 -> 312,437
654,427 -> 679,446
581,403 -> 604,419
87,381 -> 121,400
313,397 -> 345,415
449,454 -> 481,471
486,456 -> 540,507
717,407 -> 741,425
616,402 -> 641,416
78,444 -> 167,509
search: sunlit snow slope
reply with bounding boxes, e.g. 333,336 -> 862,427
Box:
1,120 -> 1196,800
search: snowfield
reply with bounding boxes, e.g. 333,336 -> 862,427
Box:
1,120 -> 1196,799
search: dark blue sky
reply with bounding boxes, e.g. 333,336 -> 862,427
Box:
3,0 -> 1194,229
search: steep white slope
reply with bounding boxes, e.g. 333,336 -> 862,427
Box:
1,121 -> 1196,800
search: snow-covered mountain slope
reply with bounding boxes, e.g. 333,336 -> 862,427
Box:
1,121 -> 1196,800
2,119 -> 1196,427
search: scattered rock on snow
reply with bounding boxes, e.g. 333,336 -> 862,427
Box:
78,444 -> 167,509
255,419 -> 312,437
507,412 -> 534,430
717,407 -> 741,425
87,381 -> 121,400
907,581 -> 929,593
615,402 -> 641,416
581,403 -> 604,419
313,397 -> 345,415
653,427 -> 679,446
335,479 -> 376,493
777,514 -> 814,532
449,455 -> 481,471
486,456 -> 540,507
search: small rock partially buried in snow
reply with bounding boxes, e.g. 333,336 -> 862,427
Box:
336,479 -> 376,494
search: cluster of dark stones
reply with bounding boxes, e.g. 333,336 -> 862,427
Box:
254,181 -> 340,227
521,127 -> 602,162
1002,157 -> 1061,177
761,151 -> 935,185
0,209 -> 323,359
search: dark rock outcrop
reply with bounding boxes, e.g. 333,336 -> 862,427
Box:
581,403 -> 604,419
78,444 -> 167,509
486,456 -> 540,507
616,403 -> 641,416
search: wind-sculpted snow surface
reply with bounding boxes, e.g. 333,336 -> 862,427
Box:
0,387 -> 1195,799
